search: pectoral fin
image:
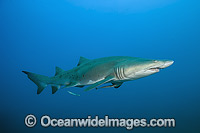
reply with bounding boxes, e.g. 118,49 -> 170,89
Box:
75,85 -> 85,88
99,84 -> 116,89
113,82 -> 123,88
84,76 -> 114,91
98,82 -> 123,89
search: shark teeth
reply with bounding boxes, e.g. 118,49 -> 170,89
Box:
149,67 -> 160,72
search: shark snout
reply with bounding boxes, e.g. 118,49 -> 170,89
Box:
159,60 -> 174,69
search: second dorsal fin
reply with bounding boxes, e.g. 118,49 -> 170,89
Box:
77,56 -> 90,66
55,66 -> 65,76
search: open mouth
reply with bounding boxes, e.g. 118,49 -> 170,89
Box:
148,67 -> 161,72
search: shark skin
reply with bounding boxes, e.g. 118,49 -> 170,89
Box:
22,56 -> 174,95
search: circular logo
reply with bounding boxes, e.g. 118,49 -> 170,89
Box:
25,114 -> 37,127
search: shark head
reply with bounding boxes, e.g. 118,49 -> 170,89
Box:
123,58 -> 174,80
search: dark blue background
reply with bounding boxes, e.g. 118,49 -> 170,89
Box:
0,0 -> 200,132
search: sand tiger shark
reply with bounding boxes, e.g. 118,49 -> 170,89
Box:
22,56 -> 174,95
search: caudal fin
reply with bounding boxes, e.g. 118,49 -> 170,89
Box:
22,71 -> 51,94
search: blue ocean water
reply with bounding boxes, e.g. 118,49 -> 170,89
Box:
0,0 -> 200,132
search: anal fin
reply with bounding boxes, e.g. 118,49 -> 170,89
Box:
51,85 -> 60,94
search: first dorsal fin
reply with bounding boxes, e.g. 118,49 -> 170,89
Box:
55,66 -> 65,76
77,56 -> 90,66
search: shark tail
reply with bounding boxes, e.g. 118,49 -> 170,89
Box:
22,71 -> 51,94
